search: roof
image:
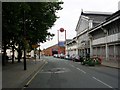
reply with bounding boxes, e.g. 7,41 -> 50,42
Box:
44,41 -> 65,50
106,10 -> 120,21
81,11 -> 113,23
65,39 -> 72,44
66,39 -> 72,42
81,11 -> 113,16
66,37 -> 77,45
89,10 -> 120,34
75,10 -> 113,32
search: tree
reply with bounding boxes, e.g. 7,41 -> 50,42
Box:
2,2 -> 63,66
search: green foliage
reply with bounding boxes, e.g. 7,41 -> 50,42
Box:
2,2 -> 63,51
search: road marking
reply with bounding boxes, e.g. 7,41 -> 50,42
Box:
64,62 -> 67,64
24,61 -> 47,87
70,64 -> 75,68
69,64 -> 86,74
76,68 -> 86,74
41,69 -> 44,72
92,77 -> 113,88
40,68 -> 70,74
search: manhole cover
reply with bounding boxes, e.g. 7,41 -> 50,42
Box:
41,68 -> 70,73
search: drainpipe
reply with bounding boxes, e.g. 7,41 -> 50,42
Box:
88,34 -> 93,58
105,32 -> 108,61
101,27 -> 108,61
88,19 -> 93,58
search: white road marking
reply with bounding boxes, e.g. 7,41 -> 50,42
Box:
70,64 -> 75,68
92,77 -> 113,88
41,69 -> 44,72
45,61 -> 48,64
76,68 -> 86,74
64,62 -> 67,64
69,64 -> 86,74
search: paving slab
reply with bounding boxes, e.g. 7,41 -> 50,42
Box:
2,58 -> 46,89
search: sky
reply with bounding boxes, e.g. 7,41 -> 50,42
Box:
40,0 -> 120,50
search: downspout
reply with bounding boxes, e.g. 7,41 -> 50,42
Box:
101,27 -> 108,61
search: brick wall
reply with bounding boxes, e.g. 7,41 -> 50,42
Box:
42,45 -> 65,56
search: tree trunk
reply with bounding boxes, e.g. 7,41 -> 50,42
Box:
2,44 -> 7,66
12,45 -> 15,63
24,47 -> 26,70
18,44 -> 22,63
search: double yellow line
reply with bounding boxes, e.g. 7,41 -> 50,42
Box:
23,61 -> 48,88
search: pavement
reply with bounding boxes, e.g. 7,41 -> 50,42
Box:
2,58 -> 46,89
101,59 -> 120,69
2,56 -> 119,89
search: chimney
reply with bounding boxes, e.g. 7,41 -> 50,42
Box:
118,1 -> 120,10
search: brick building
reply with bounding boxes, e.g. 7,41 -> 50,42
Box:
42,42 -> 65,56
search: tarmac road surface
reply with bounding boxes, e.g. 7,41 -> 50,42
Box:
25,56 -> 119,89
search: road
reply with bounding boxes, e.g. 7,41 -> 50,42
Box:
25,56 -> 119,89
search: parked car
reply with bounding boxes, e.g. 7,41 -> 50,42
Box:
70,54 -> 75,60
73,55 -> 81,62
60,54 -> 65,59
53,54 -> 58,58
64,55 -> 71,60
68,54 -> 74,60
56,54 -> 61,58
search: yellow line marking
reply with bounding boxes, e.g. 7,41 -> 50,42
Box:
25,61 -> 47,86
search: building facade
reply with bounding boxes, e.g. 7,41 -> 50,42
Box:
66,37 -> 77,56
65,39 -> 72,55
75,11 -> 112,57
42,43 -> 65,56
89,10 -> 120,62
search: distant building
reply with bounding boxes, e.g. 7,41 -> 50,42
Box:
65,39 -> 72,55
65,37 -> 77,56
42,42 -> 65,56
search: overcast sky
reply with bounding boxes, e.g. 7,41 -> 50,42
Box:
40,0 -> 120,50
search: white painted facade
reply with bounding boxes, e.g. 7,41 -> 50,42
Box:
93,33 -> 120,45
75,11 -> 111,57
65,38 -> 78,56
89,10 -> 120,62
118,1 -> 120,10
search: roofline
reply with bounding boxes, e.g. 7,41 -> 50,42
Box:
66,37 -> 77,45
75,10 -> 113,32
75,11 -> 82,31
81,11 -> 113,16
89,14 -> 120,34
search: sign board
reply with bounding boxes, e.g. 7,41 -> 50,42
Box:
32,44 -> 39,48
